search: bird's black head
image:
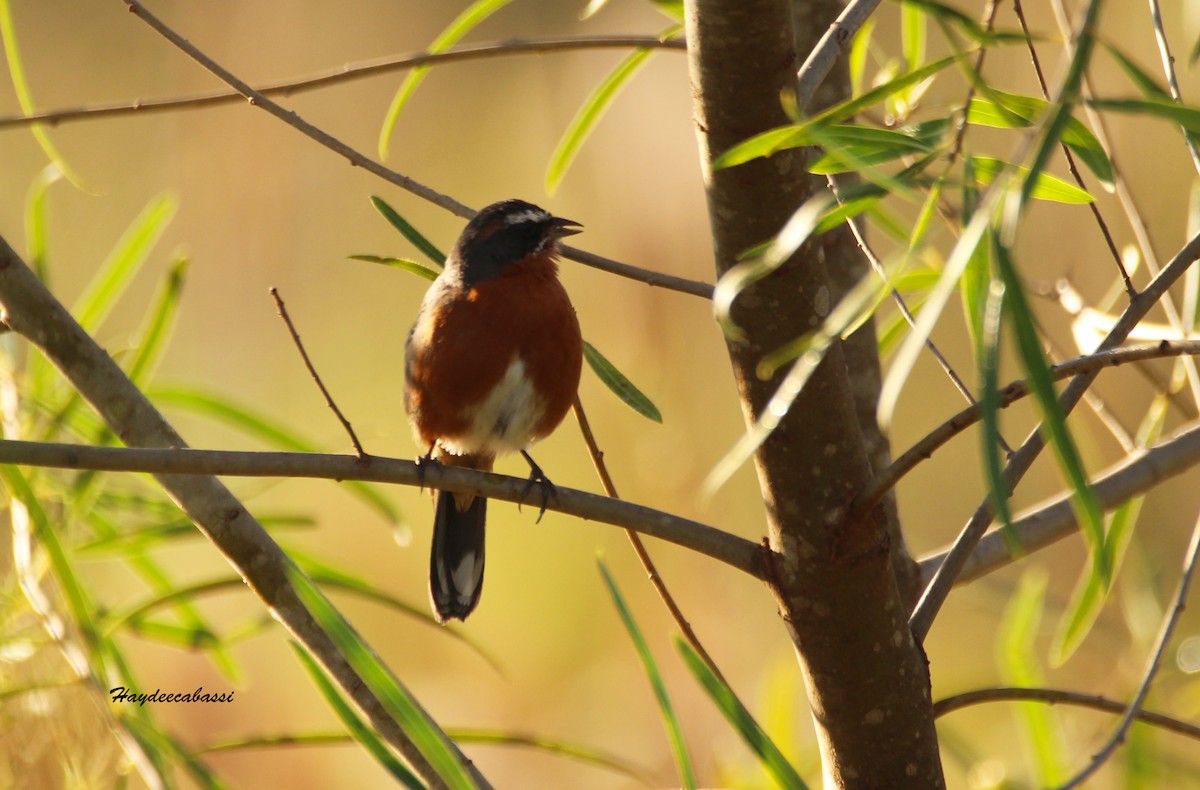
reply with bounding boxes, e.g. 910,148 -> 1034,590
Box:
449,199 -> 582,285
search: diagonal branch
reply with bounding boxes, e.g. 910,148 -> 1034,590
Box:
118,0 -> 712,299
917,420 -> 1200,583
910,229 -> 1200,640
0,438 -> 770,581
0,235 -> 484,790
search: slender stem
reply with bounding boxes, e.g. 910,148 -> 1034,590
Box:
571,398 -> 727,683
1056,507 -> 1200,789
1147,0 -> 1200,174
858,340 -> 1200,519
269,288 -> 366,458
0,37 -> 685,130
934,686 -> 1200,741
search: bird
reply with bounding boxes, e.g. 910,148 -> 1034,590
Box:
403,199 -> 584,622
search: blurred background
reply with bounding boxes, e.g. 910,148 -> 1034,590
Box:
0,0 -> 1199,787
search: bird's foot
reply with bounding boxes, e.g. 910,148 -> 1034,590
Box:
518,451 -> 557,524
415,443 -> 442,493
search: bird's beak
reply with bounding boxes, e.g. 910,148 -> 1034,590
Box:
548,217 -> 583,239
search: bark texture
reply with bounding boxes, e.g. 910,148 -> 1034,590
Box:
684,0 -> 944,785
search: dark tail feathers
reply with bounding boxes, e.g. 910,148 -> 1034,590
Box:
429,491 -> 487,622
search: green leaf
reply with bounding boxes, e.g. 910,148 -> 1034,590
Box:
597,560 -> 695,790
675,637 -> 808,789
805,121 -> 941,174
966,91 -> 1113,190
73,192 -> 178,333
714,53 -> 959,168
1102,43 -> 1170,99
848,18 -> 875,98
148,385 -> 401,525
901,2 -> 926,73
1088,96 -> 1200,133
0,0 -> 85,189
1050,395 -> 1167,666
290,644 -> 423,788
998,571 -> 1069,785
349,254 -> 439,281
582,340 -> 661,423
546,44 -> 657,194
24,164 -> 60,280
287,566 -> 479,789
127,254 -> 188,387
448,729 -> 654,784
370,195 -> 446,267
378,0 -> 514,160
971,156 -> 1094,204
646,0 -> 684,21
993,241 -> 1110,586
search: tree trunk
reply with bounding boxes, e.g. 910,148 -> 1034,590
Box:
684,0 -> 945,786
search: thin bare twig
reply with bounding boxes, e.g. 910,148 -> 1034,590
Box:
118,0 -> 712,299
1010,0 -> 1135,296
571,397 -> 727,684
269,288 -> 366,458
934,687 -> 1200,741
1056,508 -> 1200,789
0,439 -> 770,581
1147,0 -> 1200,174
0,36 -> 685,130
910,228 -> 1200,640
793,0 -> 882,111
858,340 -> 1200,519
917,419 -> 1200,584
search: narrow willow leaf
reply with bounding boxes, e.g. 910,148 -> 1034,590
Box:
579,0 -> 609,19
0,0 -> 85,188
449,729 -> 654,784
378,0 -> 514,160
977,270 -> 1021,554
807,119 -> 947,174
1050,395 -> 1167,666
848,18 -> 875,98
546,45 -> 656,194
148,385 -> 401,525
597,560 -> 695,790
349,254 -> 439,281
287,567 -> 478,789
998,570 -> 1069,785
901,2 -> 927,73
1088,96 -> 1200,133
24,163 -> 60,280
714,53 -> 959,168
73,193 -> 178,333
675,637 -> 809,789
971,156 -> 1094,204
582,340 -> 662,423
993,241 -> 1110,586
369,195 -> 447,267
646,0 -> 684,21
290,644 -> 423,788
1102,43 -> 1169,99
127,255 -> 187,387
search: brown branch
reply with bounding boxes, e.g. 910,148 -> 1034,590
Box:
910,229 -> 1200,641
118,0 -> 712,299
0,234 -> 482,790
793,0 -> 881,111
917,419 -> 1200,584
0,438 -> 770,582
571,397 -> 727,683
269,288 -> 365,458
0,36 -> 685,130
934,687 -> 1200,741
857,340 -> 1200,520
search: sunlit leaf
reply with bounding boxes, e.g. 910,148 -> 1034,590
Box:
290,644 -> 423,788
900,2 -> 926,73
676,637 -> 808,789
546,44 -> 657,194
597,560 -> 695,790
848,18 -> 875,98
370,195 -> 447,267
288,566 -> 478,789
378,0 -> 514,160
127,255 -> 188,386
583,340 -> 662,422
971,156 -> 1094,204
349,254 -> 439,281
993,241 -> 1110,586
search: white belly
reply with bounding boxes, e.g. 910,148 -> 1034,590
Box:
438,357 -> 547,457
